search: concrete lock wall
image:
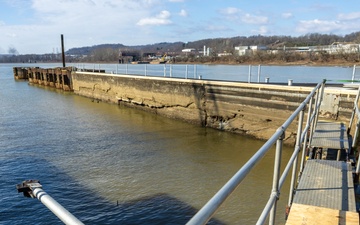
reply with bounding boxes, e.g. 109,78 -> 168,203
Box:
71,71 -> 358,144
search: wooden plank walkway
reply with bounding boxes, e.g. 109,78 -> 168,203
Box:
286,120 -> 359,224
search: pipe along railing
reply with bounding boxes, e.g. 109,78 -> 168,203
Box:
187,80 -> 326,225
16,180 -> 84,225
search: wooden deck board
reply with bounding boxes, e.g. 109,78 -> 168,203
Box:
286,203 -> 359,225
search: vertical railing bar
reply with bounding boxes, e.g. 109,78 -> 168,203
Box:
258,64 -> 261,83
170,64 -> 172,77
308,91 -> 320,145
300,97 -> 313,174
352,64 -> 356,83
348,85 -> 360,132
248,65 -> 252,83
287,109 -> 304,209
187,81 -> 324,225
185,65 -> 188,79
269,130 -> 284,225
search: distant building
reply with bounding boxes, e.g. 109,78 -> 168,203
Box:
182,48 -> 196,53
234,46 -> 251,56
217,52 -> 232,57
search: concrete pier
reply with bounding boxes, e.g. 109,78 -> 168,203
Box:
13,67 -> 359,143
13,67 -> 73,91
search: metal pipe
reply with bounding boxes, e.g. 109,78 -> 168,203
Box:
348,85 -> 360,133
300,97 -> 313,173
187,81 -> 324,225
256,193 -> 278,225
248,65 -> 252,83
257,65 -> 261,83
186,128 -> 283,225
309,91 -> 320,145
288,109 -> 304,207
33,188 -> 84,225
352,64 -> 356,83
269,132 -> 284,225
163,64 -> 166,77
194,64 -> 197,79
16,180 -> 84,225
170,65 -> 172,77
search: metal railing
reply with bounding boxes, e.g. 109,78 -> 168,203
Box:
186,80 -> 326,225
351,65 -> 360,83
75,64 -> 270,83
16,180 -> 84,225
347,85 -> 360,174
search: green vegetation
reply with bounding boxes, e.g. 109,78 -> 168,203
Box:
1,32 -> 360,66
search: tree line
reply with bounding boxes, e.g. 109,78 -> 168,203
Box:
1,32 -> 360,65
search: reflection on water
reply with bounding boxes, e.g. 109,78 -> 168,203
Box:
1,63 -> 294,224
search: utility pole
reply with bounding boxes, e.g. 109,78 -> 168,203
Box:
61,34 -> 66,67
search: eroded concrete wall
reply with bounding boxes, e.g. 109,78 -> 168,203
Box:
71,71 -> 358,144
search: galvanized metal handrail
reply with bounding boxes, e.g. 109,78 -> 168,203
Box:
186,80 -> 325,225
16,180 -> 84,225
347,85 -> 360,174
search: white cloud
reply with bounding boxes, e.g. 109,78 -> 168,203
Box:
338,12 -> 360,20
179,9 -> 187,17
137,10 -> 172,26
220,7 -> 240,15
242,14 -> 268,24
6,33 -> 17,38
205,25 -> 231,32
296,19 -> 342,33
282,12 -> 293,19
252,26 -> 268,35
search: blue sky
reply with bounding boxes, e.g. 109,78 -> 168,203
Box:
1,0 -> 360,54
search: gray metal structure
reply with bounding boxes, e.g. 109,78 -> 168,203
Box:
16,180 -> 84,225
186,80 -> 326,225
291,160 -> 357,212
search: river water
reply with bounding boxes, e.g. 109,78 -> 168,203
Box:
1,63 -> 346,224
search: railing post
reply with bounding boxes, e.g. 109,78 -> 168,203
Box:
308,91 -> 319,145
353,120 -> 360,150
269,129 -> 284,225
194,64 -> 197,79
288,109 -> 304,210
348,85 -> 360,133
170,65 -> 172,77
248,65 -> 252,83
257,65 -> 261,83
300,97 -> 313,174
164,64 -> 166,77
116,64 -> 118,74
185,65 -> 188,79
126,64 -> 128,74
352,64 -> 356,83
145,64 -> 147,76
